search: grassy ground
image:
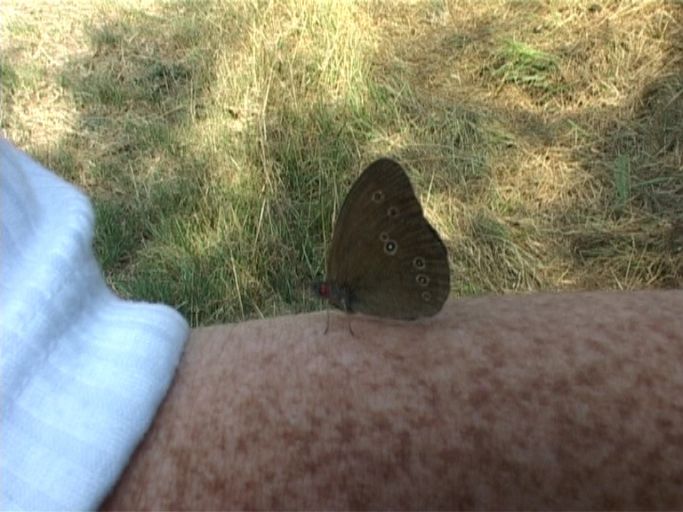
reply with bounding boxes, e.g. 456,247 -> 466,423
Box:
2,0 -> 681,326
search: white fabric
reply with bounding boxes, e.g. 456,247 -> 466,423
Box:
0,139 -> 189,510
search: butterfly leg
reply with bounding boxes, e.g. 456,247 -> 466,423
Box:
347,318 -> 356,337
324,308 -> 330,335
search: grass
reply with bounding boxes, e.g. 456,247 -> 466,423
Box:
1,0 -> 681,326
490,39 -> 562,99
613,154 -> 632,213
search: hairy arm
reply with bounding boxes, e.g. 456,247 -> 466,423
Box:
103,290 -> 683,510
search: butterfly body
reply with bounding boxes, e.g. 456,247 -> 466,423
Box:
315,158 -> 450,320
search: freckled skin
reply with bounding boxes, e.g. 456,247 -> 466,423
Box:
103,290 -> 683,510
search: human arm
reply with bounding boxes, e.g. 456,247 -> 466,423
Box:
103,289 -> 683,510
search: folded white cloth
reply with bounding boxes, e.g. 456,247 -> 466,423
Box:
0,139 -> 189,510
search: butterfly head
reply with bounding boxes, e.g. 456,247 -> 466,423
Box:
312,280 -> 354,313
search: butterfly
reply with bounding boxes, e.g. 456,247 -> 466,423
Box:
314,158 -> 450,320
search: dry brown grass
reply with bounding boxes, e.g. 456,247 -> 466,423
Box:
368,0 -> 682,290
1,0 -> 681,324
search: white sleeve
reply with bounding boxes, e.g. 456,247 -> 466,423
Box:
0,139 -> 189,511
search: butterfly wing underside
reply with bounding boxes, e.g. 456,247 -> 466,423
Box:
326,158 -> 450,319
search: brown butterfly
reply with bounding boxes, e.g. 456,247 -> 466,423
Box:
314,158 -> 450,320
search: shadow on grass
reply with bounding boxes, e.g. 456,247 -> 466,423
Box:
28,1 -> 253,324
562,5 -> 683,288
18,1 -> 682,326
374,1 -> 682,292
28,1 -> 450,324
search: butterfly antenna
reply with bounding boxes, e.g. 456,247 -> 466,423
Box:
347,318 -> 356,337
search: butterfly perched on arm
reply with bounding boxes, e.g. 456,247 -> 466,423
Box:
313,158 -> 450,320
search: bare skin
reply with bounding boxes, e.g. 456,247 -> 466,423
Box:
102,290 -> 683,510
